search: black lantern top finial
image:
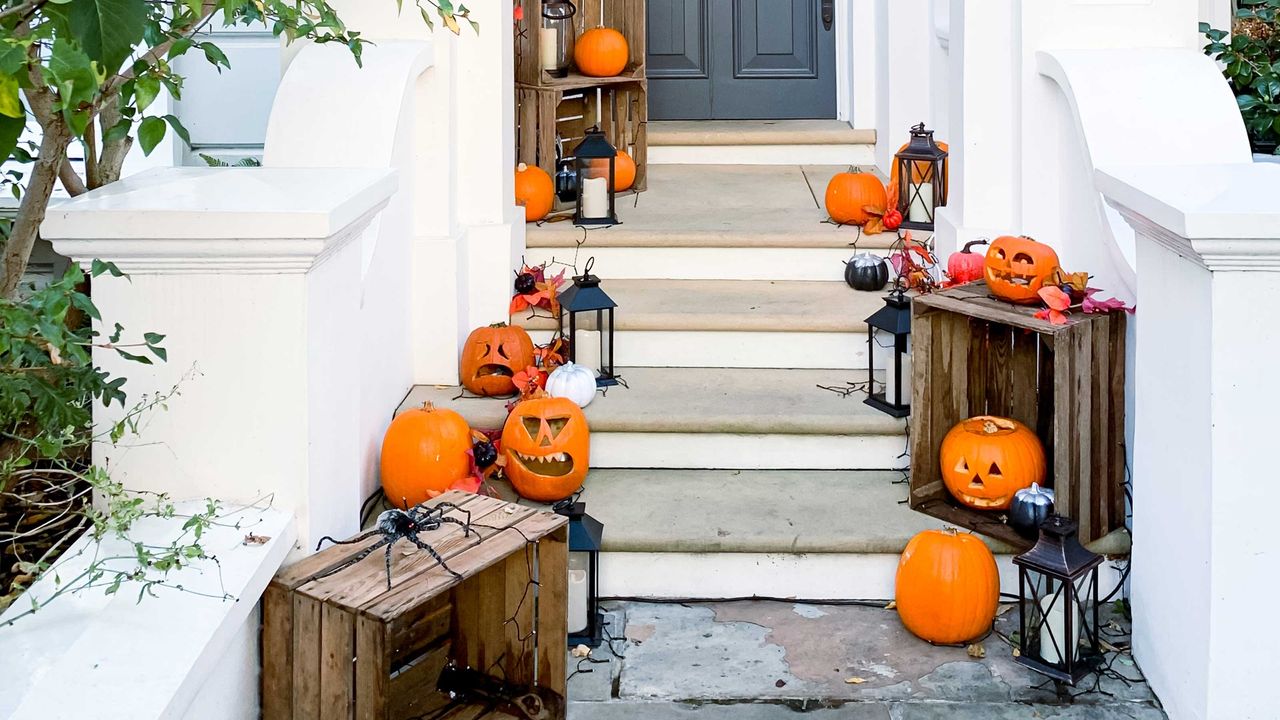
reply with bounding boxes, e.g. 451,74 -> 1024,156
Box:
899,122 -> 946,162
574,127 -> 615,160
1013,514 -> 1104,580
559,257 -> 617,313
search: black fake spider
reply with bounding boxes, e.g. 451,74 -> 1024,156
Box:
314,502 -> 473,590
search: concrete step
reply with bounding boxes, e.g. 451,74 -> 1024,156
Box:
526,165 -> 894,282
648,120 -> 876,165
565,469 -> 1130,598
400,366 -> 907,470
516,280 -> 886,369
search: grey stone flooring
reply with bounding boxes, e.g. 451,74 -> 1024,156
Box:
567,601 -> 1165,720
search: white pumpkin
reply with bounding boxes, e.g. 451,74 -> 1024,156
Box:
546,361 -> 597,408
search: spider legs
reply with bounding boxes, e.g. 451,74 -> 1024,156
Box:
408,535 -> 463,580
311,536 -> 393,582
384,541 -> 396,590
438,515 -> 473,537
315,527 -> 384,552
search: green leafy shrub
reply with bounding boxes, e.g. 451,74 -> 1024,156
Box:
1202,0 -> 1280,154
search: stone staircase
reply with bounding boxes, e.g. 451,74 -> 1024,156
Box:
648,120 -> 876,166
399,160 -> 1130,599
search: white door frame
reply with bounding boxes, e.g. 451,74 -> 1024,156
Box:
838,0 -> 879,128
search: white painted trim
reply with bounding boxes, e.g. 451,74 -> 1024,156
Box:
591,431 -> 907,470
836,0 -> 853,122
649,143 -> 875,165
601,551 -> 1124,601
0,502 -> 296,719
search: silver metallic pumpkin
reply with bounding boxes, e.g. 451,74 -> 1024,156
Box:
1008,482 -> 1055,538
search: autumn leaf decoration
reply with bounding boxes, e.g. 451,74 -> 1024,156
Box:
1034,267 -> 1135,325
1034,286 -> 1072,325
510,263 -> 567,316
513,366 -> 549,399
535,336 -> 569,371
887,231 -> 941,293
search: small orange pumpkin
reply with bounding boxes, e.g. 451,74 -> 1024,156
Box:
824,171 -> 887,226
940,416 -> 1046,510
887,140 -> 949,208
460,323 -> 536,396
984,235 -> 1060,305
515,163 -> 554,223
574,27 -> 629,77
896,528 -> 1000,644
501,395 -> 589,501
613,149 -> 636,191
380,402 -> 473,507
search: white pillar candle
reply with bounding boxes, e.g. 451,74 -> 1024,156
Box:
908,181 -> 933,224
581,175 -> 609,219
573,329 -> 601,376
568,552 -> 590,634
540,27 -> 559,70
1039,590 -> 1077,665
879,333 -> 911,406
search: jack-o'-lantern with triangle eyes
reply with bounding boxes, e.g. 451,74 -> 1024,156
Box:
460,323 -> 536,396
984,235 -> 1060,305
501,395 -> 589,501
939,416 -> 1046,510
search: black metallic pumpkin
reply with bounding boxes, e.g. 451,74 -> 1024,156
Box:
845,253 -> 890,292
1008,482 -> 1055,538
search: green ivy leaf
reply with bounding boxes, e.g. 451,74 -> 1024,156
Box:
47,38 -> 100,136
0,112 -> 24,164
137,115 -> 166,154
163,114 -> 190,146
133,75 -> 159,113
201,43 -> 230,69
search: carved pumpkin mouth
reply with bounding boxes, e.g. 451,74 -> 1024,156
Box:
986,267 -> 1040,287
476,364 -> 514,378
955,492 -> 1010,509
511,450 -> 575,477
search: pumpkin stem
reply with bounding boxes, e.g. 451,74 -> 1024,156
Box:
420,401 -> 436,411
488,322 -> 509,328
517,162 -> 528,172
962,240 -> 989,254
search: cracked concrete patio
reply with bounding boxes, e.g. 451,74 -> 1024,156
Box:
566,601 -> 1165,719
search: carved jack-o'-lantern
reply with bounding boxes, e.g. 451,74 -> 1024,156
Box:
501,396 -> 589,501
939,416 -> 1046,510
983,235 -> 1060,305
460,323 -> 536,396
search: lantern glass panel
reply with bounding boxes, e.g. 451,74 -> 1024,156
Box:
559,260 -> 618,387
540,1 -> 576,78
572,127 -> 618,226
558,502 -> 604,647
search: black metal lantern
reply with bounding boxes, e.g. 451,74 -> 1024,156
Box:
539,0 -> 576,79
555,501 -> 604,647
1013,515 -> 1105,686
558,257 -> 617,387
572,127 -> 618,227
894,122 -> 948,231
864,288 -> 912,417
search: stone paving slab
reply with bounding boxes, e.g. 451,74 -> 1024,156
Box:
566,601 -> 1165,719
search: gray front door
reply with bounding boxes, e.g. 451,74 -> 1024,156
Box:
647,0 -> 836,120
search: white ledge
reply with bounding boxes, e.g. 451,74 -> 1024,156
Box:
1097,163 -> 1280,271
0,501 -> 295,720
44,167 -> 396,273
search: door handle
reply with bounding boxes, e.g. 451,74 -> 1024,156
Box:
821,0 -> 833,30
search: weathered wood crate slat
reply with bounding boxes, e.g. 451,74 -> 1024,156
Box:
263,492 -> 569,720
910,281 -> 1126,549
516,81 -> 648,206
514,0 -> 646,88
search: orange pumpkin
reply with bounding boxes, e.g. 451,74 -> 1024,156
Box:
984,235 -> 1060,305
940,416 -> 1046,510
824,171 -> 887,226
515,163 -> 554,223
460,323 -> 536,397
896,528 -> 1000,644
574,27 -> 629,77
380,403 -> 473,507
887,140 -> 949,208
613,149 -> 636,191
501,395 -> 589,501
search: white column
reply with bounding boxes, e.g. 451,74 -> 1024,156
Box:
1099,163 -> 1280,720
934,0 -> 1019,258
874,0 -> 934,173
43,167 -> 397,555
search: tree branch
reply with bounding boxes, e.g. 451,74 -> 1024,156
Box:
101,3 -> 218,98
58,157 -> 87,197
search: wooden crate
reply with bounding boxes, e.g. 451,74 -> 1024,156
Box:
909,281 -> 1126,549
515,0 -> 646,88
263,492 -> 569,720
516,81 -> 648,202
